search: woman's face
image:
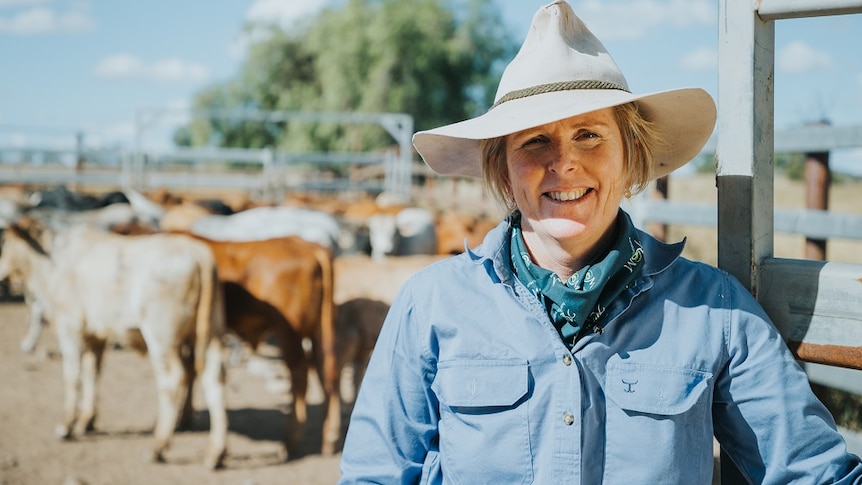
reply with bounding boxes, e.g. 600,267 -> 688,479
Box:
506,108 -> 628,257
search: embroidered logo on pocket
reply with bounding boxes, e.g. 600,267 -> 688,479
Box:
622,378 -> 638,393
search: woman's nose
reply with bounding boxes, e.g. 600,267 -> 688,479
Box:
548,145 -> 579,174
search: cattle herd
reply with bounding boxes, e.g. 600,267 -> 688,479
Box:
0,183 -> 500,470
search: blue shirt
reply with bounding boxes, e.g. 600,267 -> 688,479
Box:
339,217 -> 862,484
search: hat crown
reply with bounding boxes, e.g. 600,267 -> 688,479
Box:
494,1 -> 629,102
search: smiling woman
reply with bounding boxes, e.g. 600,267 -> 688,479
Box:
338,1 -> 862,484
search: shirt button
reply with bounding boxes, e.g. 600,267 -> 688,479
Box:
563,413 -> 575,426
562,355 -> 572,366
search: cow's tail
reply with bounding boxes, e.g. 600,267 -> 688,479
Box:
195,247 -> 223,375
315,245 -> 337,395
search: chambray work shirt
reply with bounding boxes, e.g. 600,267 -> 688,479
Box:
339,216 -> 862,484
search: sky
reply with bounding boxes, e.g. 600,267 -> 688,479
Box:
1,0 -> 861,175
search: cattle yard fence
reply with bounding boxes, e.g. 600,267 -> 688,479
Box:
0,109 -> 415,202
714,0 -> 862,482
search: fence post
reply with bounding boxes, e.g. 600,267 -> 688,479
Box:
805,122 -> 830,261
650,175 -> 669,242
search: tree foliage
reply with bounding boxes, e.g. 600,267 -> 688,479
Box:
176,0 -> 516,153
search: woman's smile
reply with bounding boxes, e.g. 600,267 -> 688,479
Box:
545,188 -> 590,202
505,107 -> 628,271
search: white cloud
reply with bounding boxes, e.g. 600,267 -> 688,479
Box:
230,0 -> 329,59
777,40 -> 832,73
577,0 -> 715,40
245,0 -> 327,29
680,46 -> 716,71
0,4 -> 93,35
94,54 -> 211,84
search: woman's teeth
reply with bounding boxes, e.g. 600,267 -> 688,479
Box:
547,189 -> 587,201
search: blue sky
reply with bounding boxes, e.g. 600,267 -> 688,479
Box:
1,0 -> 861,175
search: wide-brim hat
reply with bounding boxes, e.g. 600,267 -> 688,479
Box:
412,0 -> 716,179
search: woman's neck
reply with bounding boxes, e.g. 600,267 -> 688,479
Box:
520,218 -> 620,281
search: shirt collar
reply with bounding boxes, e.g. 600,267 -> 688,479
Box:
467,210 -> 686,284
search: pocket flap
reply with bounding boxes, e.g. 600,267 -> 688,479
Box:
433,359 -> 529,407
605,362 -> 711,415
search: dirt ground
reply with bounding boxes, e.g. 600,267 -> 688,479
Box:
0,302 -> 344,485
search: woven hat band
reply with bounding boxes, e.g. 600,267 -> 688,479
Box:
491,80 -> 629,110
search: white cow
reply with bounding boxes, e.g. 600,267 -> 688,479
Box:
0,222 -> 228,469
9,204 -> 152,353
367,207 -> 437,261
190,206 -> 353,254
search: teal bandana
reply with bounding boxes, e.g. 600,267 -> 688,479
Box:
510,211 -> 644,348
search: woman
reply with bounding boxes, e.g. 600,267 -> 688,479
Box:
339,1 -> 862,483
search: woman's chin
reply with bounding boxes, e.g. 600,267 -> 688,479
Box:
533,217 -> 591,241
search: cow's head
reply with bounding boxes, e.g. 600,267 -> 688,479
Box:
367,214 -> 397,261
0,221 -> 49,286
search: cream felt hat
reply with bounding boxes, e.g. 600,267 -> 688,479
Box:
412,0 -> 716,179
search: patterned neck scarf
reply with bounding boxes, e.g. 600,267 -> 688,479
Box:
510,211 -> 644,348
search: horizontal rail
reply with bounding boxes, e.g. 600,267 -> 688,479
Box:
758,258 -> 862,370
633,199 -> 862,241
758,0 -> 862,19
698,124 -> 862,155
805,363 -> 862,395
155,147 -> 269,164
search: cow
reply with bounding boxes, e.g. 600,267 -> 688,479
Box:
366,207 -> 437,260
7,204 -> 155,354
434,210 -> 499,255
189,206 -> 351,255
189,234 -> 341,457
333,254 -> 446,400
0,221 -> 228,469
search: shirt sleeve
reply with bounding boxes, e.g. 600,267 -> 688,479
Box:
339,282 -> 440,484
712,277 -> 862,484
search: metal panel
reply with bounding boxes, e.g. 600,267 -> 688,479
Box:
717,0 -> 775,294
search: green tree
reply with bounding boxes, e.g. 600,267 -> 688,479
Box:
176,0 -> 516,152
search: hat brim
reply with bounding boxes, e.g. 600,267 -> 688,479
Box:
413,87 -> 716,179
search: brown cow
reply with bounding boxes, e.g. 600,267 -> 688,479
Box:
333,254 -> 447,400
435,210 -> 499,255
191,235 -> 341,457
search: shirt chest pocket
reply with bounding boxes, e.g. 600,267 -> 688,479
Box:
602,361 -> 715,482
432,359 -> 533,485
434,359 -> 529,407
605,362 -> 712,415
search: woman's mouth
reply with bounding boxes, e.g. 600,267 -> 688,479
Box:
546,189 -> 590,202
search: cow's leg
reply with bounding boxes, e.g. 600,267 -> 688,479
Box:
54,322 -> 83,440
199,338 -> 227,470
78,336 -> 106,433
277,328 -> 308,458
148,348 -> 185,464
177,341 -> 196,431
310,334 -> 342,455
20,297 -> 46,353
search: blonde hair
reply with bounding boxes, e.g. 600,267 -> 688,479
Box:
480,102 -> 663,210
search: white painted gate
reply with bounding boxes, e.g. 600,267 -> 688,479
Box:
716,1 -> 862,483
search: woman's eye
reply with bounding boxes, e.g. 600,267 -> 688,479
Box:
577,130 -> 599,140
521,136 -> 546,148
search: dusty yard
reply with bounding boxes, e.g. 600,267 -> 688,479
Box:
0,302 -> 343,485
